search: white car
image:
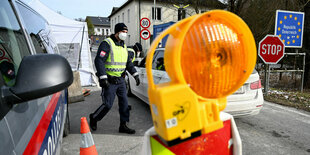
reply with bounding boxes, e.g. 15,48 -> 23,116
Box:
127,48 -> 264,117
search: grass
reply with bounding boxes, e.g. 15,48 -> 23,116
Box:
264,88 -> 310,112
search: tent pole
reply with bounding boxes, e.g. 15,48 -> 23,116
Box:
77,26 -> 85,70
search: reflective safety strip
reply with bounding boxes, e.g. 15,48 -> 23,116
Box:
105,62 -> 127,65
80,132 -> 95,148
23,92 -> 62,155
150,137 -> 175,155
105,39 -> 115,62
106,68 -> 126,72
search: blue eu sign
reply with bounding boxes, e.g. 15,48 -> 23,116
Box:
275,10 -> 304,48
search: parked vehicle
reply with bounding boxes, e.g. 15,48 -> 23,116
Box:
126,48 -> 264,117
0,0 -> 73,154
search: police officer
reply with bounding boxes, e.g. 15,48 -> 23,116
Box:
156,57 -> 165,71
89,23 -> 140,134
127,42 -> 142,63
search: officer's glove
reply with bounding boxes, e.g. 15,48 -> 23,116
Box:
134,75 -> 140,86
99,78 -> 109,88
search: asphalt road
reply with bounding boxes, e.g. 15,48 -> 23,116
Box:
61,87 -> 310,155
61,48 -> 310,154
61,87 -> 153,155
235,101 -> 310,155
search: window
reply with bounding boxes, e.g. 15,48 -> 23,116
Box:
152,7 -> 161,20
0,1 -> 32,87
111,19 -> 113,30
127,35 -> 130,45
114,17 -> 117,31
118,15 -> 120,23
16,3 -> 50,54
106,29 -> 109,35
122,12 -> 124,22
127,9 -> 130,23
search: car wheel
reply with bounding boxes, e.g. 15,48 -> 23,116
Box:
126,77 -> 134,97
63,91 -> 70,137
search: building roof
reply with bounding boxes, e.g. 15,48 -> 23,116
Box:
110,7 -> 120,15
86,16 -> 110,26
108,0 -> 133,18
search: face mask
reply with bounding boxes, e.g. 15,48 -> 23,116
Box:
119,32 -> 127,41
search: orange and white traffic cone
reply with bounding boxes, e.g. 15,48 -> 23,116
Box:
80,117 -> 98,155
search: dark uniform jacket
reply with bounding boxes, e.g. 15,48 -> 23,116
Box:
94,34 -> 137,79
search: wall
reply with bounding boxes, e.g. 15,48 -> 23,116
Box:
94,26 -> 111,36
110,0 -> 209,52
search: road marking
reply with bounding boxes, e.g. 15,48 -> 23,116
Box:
264,101 -> 310,118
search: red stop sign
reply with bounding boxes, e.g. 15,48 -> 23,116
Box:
258,35 -> 285,64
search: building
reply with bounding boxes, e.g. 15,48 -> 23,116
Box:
86,16 -> 111,36
86,16 -> 111,45
108,0 -> 225,52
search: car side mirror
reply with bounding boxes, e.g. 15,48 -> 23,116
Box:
1,54 -> 73,104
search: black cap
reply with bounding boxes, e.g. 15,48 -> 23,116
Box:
114,23 -> 128,34
133,42 -> 143,51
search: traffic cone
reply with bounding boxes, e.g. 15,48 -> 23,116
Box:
80,117 -> 98,155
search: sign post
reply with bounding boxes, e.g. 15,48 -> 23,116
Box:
258,35 -> 285,64
140,29 -> 151,40
275,10 -> 305,92
140,17 -> 151,42
258,35 -> 285,93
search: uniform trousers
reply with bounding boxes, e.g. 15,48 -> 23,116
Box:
92,78 -> 129,123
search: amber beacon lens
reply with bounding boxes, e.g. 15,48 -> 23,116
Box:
181,14 -> 253,99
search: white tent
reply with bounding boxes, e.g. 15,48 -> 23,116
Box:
26,0 -> 97,86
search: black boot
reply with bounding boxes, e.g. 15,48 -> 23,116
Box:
119,122 -> 135,134
89,114 -> 97,131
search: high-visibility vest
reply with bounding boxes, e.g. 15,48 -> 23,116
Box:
104,38 -> 128,77
127,48 -> 135,62
156,64 -> 163,70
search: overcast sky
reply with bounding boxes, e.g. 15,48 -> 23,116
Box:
40,0 -> 127,20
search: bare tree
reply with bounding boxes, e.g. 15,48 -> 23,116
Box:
157,0 -> 225,14
232,0 -> 310,88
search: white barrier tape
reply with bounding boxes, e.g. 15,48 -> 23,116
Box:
80,132 -> 95,148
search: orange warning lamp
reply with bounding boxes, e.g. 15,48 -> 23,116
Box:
146,10 -> 256,146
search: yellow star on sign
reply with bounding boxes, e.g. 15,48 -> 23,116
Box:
297,35 -> 299,39
298,22 -> 300,25
287,41 -> 290,44
290,14 -> 292,18
283,39 -> 285,43
279,34 -> 282,38
280,20 -> 283,24
292,40 -> 295,43
299,29 -> 301,32
284,16 -> 287,19
295,17 -> 297,20
278,27 -> 281,31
